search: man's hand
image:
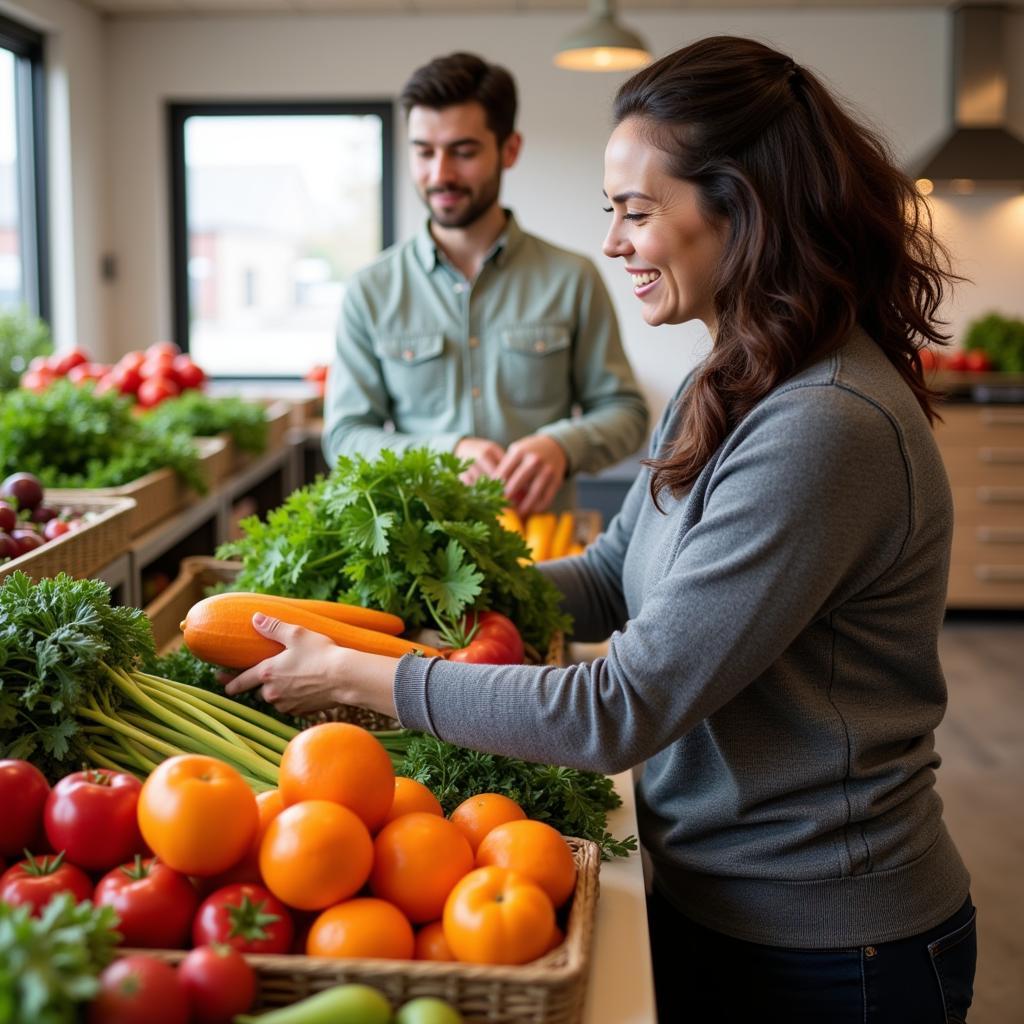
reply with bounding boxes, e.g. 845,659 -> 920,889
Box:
454,436 -> 506,485
494,434 -> 568,517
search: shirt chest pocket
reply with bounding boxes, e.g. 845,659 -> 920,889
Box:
374,332 -> 448,416
499,324 -> 572,408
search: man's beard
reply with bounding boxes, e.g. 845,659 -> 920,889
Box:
423,169 -> 502,229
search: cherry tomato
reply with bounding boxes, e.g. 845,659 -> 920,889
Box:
446,611 -> 524,665
945,350 -> 969,372
43,768 -> 147,872
192,883 -> 294,955
146,340 -> 181,359
137,374 -> 180,408
0,759 -> 50,857
0,851 -> 93,915
171,355 -> 206,390
178,944 -> 256,1024
94,855 -> 199,949
50,347 -> 89,376
88,955 -> 189,1024
964,349 -> 993,372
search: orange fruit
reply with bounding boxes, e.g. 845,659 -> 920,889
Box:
442,865 -> 554,965
306,898 -> 415,960
199,787 -> 286,890
260,799 -> 373,911
381,777 -> 444,826
370,812 -> 474,924
449,792 -> 526,853
278,723 -> 395,832
137,754 -> 258,877
414,920 -> 454,961
475,819 -> 577,909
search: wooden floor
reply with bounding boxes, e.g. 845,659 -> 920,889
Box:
934,615 -> 1024,1024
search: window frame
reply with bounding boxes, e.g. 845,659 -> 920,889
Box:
0,13 -> 49,321
168,99 -> 395,380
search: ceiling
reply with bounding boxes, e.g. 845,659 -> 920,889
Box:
75,0 -> 1020,18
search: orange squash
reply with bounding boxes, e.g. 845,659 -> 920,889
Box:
220,591 -> 404,636
180,592 -> 441,669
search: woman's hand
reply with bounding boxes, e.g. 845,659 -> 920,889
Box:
224,613 -> 400,719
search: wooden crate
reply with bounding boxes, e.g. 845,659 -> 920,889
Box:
196,435 -> 232,489
0,492 -> 136,582
129,838 -> 600,1024
58,468 -> 185,539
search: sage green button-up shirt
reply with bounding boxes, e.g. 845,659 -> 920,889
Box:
322,213 -> 649,507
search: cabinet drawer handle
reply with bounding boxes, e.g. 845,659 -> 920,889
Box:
977,486 -> 1024,504
975,565 -> 1024,582
982,410 -> 1024,428
979,448 -> 1024,465
976,527 -> 1024,544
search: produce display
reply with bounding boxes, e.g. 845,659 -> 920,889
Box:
963,311 -> 1024,372
142,393 -> 270,453
0,470 -> 104,565
0,381 -> 204,491
19,340 -> 207,407
218,447 -> 571,652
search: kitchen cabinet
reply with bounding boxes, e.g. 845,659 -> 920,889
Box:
935,402 -> 1024,608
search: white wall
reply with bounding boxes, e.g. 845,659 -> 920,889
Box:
1,0 -> 106,355
15,5 -> 1023,422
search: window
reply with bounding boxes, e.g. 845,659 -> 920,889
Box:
0,15 -> 47,317
170,102 -> 393,378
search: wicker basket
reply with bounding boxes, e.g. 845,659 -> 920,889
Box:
0,492 -> 136,582
59,466 -> 188,538
130,837 -> 599,1024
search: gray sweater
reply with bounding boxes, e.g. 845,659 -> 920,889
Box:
394,327 -> 970,948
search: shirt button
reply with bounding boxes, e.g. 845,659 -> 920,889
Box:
453,282 -> 465,294
534,340 -> 546,352
468,336 -> 480,349
402,349 -> 415,362
471,387 -> 481,399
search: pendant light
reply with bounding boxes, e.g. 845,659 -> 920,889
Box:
554,0 -> 652,73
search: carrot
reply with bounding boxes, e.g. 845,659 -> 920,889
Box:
223,591 -> 404,636
180,592 -> 440,669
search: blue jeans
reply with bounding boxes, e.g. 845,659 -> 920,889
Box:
647,887 -> 977,1023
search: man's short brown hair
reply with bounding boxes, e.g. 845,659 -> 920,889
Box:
400,52 -> 517,144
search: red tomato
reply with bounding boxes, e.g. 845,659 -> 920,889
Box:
19,368 -> 54,393
0,851 -> 93,915
43,518 -> 72,541
964,349 -> 993,372
192,883 -> 294,955
178,945 -> 256,1024
0,759 -> 50,857
88,955 -> 189,1024
146,340 -> 181,359
68,362 -> 108,385
51,347 -> 89,376
137,375 -> 180,408
94,856 -> 199,949
139,353 -> 175,379
945,350 -> 969,372
171,355 -> 206,390
112,364 -> 144,395
446,611 -> 524,665
43,768 -> 147,872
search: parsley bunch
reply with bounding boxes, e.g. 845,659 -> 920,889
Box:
0,894 -> 120,1024
0,380 -> 204,490
218,447 -> 571,650
0,572 -> 155,780
399,733 -> 638,860
142,393 -> 269,453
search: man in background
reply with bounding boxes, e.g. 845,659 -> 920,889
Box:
323,52 -> 647,515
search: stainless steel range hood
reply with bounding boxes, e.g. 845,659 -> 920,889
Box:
911,3 -> 1024,189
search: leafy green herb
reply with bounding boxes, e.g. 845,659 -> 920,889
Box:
0,308 -> 52,392
0,380 -> 204,490
142,393 -> 269,453
964,311 -> 1024,372
0,893 -> 120,1024
218,447 -> 571,650
398,733 -> 637,860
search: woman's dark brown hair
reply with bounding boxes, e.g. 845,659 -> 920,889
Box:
614,36 -> 959,502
